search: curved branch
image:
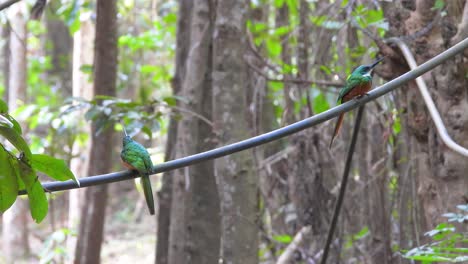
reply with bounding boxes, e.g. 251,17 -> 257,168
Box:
17,37 -> 468,195
0,0 -> 21,11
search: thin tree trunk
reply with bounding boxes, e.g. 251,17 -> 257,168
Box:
212,1 -> 258,263
2,3 -> 29,262
45,10 -> 73,96
74,0 -> 117,263
167,0 -> 220,263
155,0 -> 192,263
68,12 -> 95,262
276,3 -> 294,124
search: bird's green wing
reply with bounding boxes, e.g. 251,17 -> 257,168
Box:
122,141 -> 152,173
337,75 -> 365,104
142,154 -> 154,174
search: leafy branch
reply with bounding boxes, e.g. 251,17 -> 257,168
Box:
403,204 -> 468,263
0,99 -> 78,223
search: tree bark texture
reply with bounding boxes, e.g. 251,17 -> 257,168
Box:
167,0 -> 221,263
383,0 -> 468,229
212,1 -> 258,263
68,11 -> 95,263
156,0 -> 191,263
2,3 -> 29,263
45,10 -> 73,96
74,0 -> 117,263
276,3 -> 295,124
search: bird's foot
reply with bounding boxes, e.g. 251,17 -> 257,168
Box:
354,93 -> 370,100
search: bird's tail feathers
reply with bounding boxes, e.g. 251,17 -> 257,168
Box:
329,113 -> 344,149
141,174 -> 155,215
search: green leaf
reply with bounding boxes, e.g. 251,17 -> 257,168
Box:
31,154 -> 78,185
268,81 -> 284,92
79,64 -> 93,74
432,0 -> 444,10
319,65 -> 332,75
0,98 -> 8,113
163,96 -> 177,106
272,234 -> 292,244
266,39 -> 282,57
16,156 -> 48,223
0,126 -> 32,159
0,146 -> 18,212
313,93 -> 330,114
274,0 -> 285,7
7,115 -> 23,135
141,126 -> 152,139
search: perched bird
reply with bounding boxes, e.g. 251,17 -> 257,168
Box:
329,57 -> 384,149
120,126 -> 155,215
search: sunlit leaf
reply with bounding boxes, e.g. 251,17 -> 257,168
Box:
266,39 -> 282,57
16,156 -> 48,223
313,93 -> 330,114
0,146 -> 18,212
0,99 -> 7,113
31,154 -> 79,185
274,0 -> 285,8
0,126 -> 32,159
163,96 -> 177,106
272,234 -> 292,244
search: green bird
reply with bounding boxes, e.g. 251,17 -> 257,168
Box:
329,57 -> 384,149
120,127 -> 155,215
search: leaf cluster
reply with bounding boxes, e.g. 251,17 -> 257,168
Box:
0,99 -> 78,223
403,205 -> 468,263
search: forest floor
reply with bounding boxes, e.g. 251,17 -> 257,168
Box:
101,182 -> 157,264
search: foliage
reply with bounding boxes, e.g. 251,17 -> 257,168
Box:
247,1 -> 387,123
0,99 -> 77,223
61,96 -> 179,139
403,205 -> 468,263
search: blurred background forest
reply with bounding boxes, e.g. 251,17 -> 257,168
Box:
0,0 -> 467,263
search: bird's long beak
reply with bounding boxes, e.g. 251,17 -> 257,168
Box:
120,121 -> 128,136
370,56 -> 385,69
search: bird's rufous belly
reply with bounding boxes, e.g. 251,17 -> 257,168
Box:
342,82 -> 371,102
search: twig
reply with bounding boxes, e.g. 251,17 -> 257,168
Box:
276,226 -> 312,264
168,105 -> 213,127
246,30 -> 344,88
246,60 -> 343,87
321,105 -> 365,264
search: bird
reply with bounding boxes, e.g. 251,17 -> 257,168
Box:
329,57 -> 384,149
120,126 -> 155,215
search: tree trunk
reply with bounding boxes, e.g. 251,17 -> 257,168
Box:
2,3 -> 30,263
276,3 -> 295,124
45,10 -> 73,96
74,0 -> 117,263
156,0 -> 191,263
167,0 -> 221,263
383,0 -> 468,230
212,1 -> 258,263
68,11 -> 95,262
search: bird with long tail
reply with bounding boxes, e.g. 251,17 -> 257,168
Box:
120,125 -> 155,215
329,57 -> 384,149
